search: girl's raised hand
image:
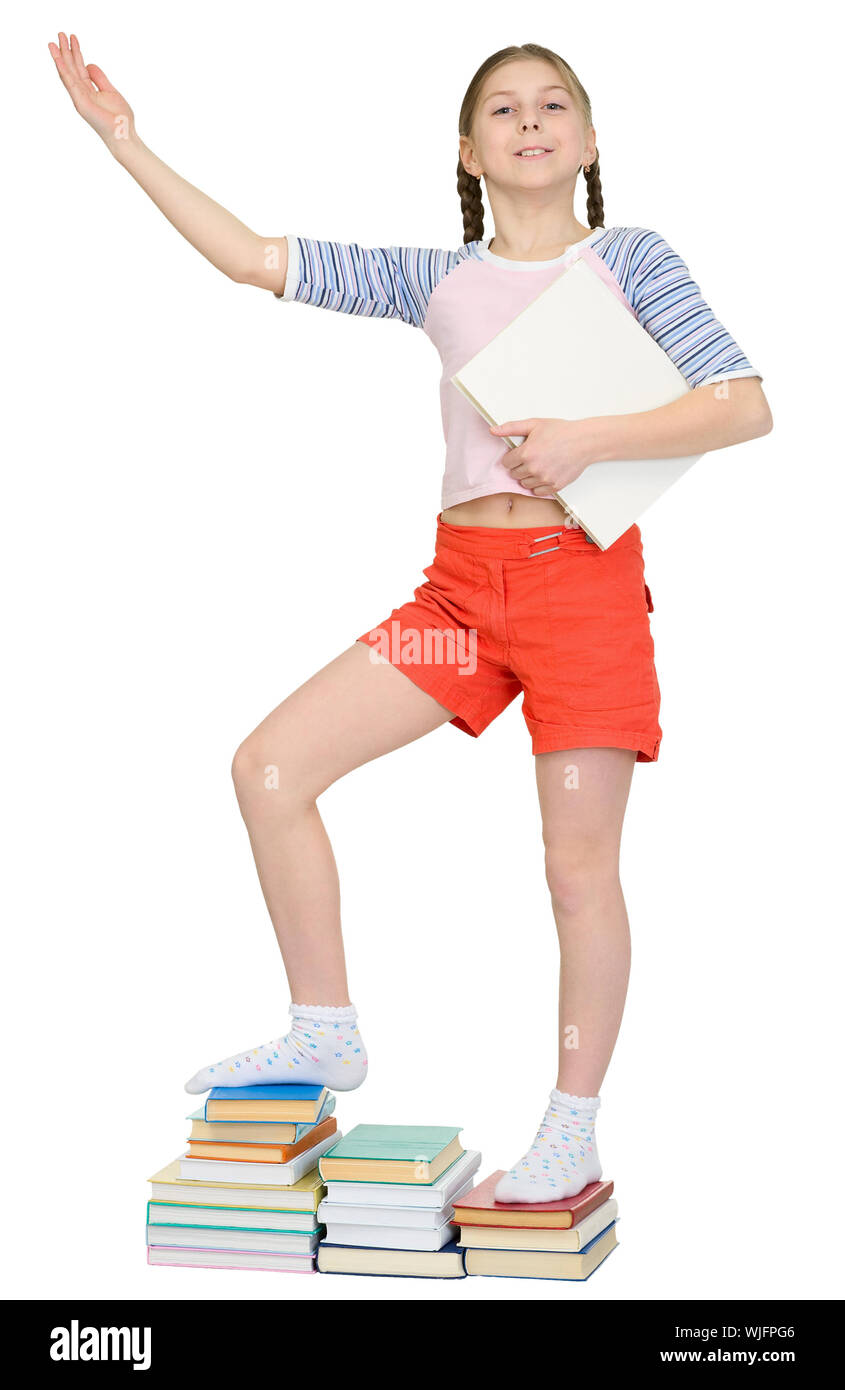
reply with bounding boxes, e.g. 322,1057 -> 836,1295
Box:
47,31 -> 135,150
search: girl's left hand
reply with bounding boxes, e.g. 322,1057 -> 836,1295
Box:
490,417 -> 598,497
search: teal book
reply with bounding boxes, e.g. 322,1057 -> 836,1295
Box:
146,1200 -> 321,1235
319,1125 -> 463,1185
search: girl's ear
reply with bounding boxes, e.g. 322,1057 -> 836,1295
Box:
459,133 -> 481,179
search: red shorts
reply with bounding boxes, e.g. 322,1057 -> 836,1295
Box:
356,514 -> 662,761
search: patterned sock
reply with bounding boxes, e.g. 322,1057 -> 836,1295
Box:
184,1003 -> 368,1094
493,1089 -> 602,1203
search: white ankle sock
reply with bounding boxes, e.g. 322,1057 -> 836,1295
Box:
494,1089 -> 602,1204
184,1003 -> 368,1095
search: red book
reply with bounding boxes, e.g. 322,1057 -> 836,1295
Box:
452,1171 -> 614,1229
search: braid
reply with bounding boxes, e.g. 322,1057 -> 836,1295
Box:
584,149 -> 605,229
457,158 -> 485,244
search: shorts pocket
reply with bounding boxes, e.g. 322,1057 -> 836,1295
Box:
415,549 -> 485,626
600,543 -> 649,612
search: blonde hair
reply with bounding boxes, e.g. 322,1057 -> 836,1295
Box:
456,43 -> 604,244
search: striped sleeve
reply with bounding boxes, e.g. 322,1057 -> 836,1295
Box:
627,230 -> 762,388
273,234 -> 452,328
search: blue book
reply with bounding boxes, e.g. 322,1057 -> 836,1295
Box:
204,1083 -> 327,1123
317,1236 -> 466,1279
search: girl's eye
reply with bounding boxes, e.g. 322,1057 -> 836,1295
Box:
493,102 -> 565,115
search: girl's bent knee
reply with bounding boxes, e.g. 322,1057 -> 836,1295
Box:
231,737 -> 263,793
231,737 -> 286,801
231,737 -> 317,814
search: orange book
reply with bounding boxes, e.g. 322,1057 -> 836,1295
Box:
452,1172 -> 614,1229
186,1115 -> 337,1164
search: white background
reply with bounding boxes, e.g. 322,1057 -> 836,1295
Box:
3,0 -> 841,1302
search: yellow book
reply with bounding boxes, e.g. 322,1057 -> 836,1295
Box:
464,1225 -> 618,1281
205,1087 -> 327,1123
147,1160 -> 325,1213
190,1118 -> 300,1144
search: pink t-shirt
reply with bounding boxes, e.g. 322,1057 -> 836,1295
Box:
275,225 -> 761,512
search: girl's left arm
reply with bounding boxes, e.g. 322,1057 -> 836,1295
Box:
492,370 -> 772,497
583,374 -> 772,462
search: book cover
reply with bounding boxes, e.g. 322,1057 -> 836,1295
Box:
450,255 -> 702,549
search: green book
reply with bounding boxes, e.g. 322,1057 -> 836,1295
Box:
318,1125 -> 463,1184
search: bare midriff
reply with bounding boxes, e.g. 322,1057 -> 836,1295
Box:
440,492 -> 576,529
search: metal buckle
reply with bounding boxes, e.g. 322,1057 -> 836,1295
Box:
528,530 -> 563,557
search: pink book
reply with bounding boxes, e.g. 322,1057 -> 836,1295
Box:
147,1246 -> 316,1273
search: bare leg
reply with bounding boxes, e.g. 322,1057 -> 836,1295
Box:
231,640 -> 455,1004
534,747 -> 637,1096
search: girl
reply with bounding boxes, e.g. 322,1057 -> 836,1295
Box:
49,35 -> 771,1203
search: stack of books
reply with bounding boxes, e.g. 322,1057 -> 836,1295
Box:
316,1124 -> 481,1279
146,1083 -> 339,1274
452,1170 -> 619,1281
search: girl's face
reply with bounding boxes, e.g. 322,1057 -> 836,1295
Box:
461,59 -> 595,192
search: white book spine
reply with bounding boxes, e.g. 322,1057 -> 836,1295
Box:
324,1219 -> 456,1251
177,1130 -> 340,1185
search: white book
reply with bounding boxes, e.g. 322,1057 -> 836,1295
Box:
177,1130 -> 339,1185
451,256 -> 702,550
317,1175 -> 476,1229
323,1218 -> 456,1251
322,1148 -> 481,1208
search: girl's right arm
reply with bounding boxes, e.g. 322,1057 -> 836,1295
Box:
48,31 -> 286,294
